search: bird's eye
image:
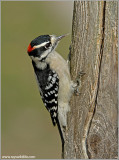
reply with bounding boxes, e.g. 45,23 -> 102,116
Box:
45,42 -> 51,49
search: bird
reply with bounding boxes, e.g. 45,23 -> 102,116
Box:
27,34 -> 75,155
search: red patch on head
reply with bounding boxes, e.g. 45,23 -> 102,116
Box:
27,44 -> 34,53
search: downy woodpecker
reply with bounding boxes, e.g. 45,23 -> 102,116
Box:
27,34 -> 74,150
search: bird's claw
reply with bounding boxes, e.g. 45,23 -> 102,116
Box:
74,71 -> 86,96
74,87 -> 81,96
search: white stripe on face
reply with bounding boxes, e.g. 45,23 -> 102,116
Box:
33,41 -> 50,49
39,48 -> 52,60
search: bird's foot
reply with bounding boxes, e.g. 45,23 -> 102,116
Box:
73,71 -> 86,96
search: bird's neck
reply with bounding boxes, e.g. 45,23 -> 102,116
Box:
31,51 -> 56,70
35,61 -> 47,70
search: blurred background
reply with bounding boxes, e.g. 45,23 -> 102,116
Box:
1,1 -> 73,159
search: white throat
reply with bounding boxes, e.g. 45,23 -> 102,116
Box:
31,56 -> 47,70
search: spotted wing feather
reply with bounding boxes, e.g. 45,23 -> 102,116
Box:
32,61 -> 59,126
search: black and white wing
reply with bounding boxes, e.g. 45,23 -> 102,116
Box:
32,61 -> 59,126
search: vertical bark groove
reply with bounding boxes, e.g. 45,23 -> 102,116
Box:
84,2 -> 106,158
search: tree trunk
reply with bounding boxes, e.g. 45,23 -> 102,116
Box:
63,1 -> 118,159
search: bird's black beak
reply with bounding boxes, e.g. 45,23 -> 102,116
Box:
56,33 -> 69,42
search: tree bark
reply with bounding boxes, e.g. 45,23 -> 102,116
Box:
63,1 -> 118,159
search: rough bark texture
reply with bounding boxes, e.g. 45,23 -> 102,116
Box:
63,1 -> 118,159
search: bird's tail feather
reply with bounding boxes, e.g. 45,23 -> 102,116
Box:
56,117 -> 64,158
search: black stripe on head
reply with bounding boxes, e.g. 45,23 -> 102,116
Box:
30,35 -> 51,47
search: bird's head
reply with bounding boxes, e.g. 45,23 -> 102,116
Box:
27,34 -> 67,61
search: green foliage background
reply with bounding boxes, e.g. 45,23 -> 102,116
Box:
1,1 -> 73,159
